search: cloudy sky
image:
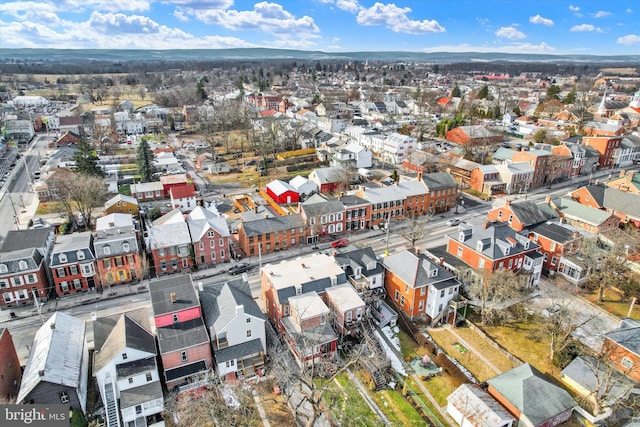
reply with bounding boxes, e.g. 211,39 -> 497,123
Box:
1,0 -> 639,54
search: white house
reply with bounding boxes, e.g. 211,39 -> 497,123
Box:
153,152 -> 182,172
330,143 -> 373,169
93,309 -> 163,427
495,162 -> 534,194
447,383 -> 515,427
383,133 -> 417,164
200,281 -> 267,381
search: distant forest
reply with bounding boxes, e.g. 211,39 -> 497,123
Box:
0,57 -> 636,78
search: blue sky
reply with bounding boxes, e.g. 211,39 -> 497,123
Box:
1,1 -> 639,54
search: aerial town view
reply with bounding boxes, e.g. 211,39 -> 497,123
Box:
2,1 -> 640,426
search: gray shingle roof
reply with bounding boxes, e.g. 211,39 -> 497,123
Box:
487,363 -> 576,426
240,214 -> 306,237
148,275 -> 199,316
93,227 -> 139,260
93,309 -> 155,373
0,247 -> 43,273
300,194 -> 345,217
1,228 -> 53,252
578,184 -> 607,207
604,319 -> 640,356
509,200 -> 558,226
528,222 -> 578,244
200,280 -> 265,334
156,317 -> 210,354
421,172 -> 457,191
333,246 -> 384,278
603,187 -> 640,219
119,380 -> 163,408
447,221 -> 540,261
213,338 -> 263,363
50,232 -> 95,267
382,250 -> 456,289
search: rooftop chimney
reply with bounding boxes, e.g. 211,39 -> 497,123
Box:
439,257 -> 444,266
520,146 -> 526,152
505,199 -> 511,206
235,305 -> 244,315
595,179 -> 600,186
417,171 -> 423,181
629,171 -> 635,180
620,170 -> 626,178
545,195 -> 552,204
50,322 -> 55,330
170,292 -> 177,303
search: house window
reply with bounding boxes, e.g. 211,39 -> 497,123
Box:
122,353 -> 128,360
418,300 -> 424,311
60,281 -> 69,291
497,210 -> 502,219
103,246 -> 111,255
27,274 -> 37,284
247,330 -> 252,338
210,240 -> 216,249
59,254 -> 67,263
207,231 -> 215,238
73,279 -> 82,289
508,215 -> 513,224
172,313 -> 178,323
420,287 -> 426,296
128,378 -> 134,384
478,258 -> 485,269
394,290 -> 399,301
70,265 -> 78,275
220,250 -> 225,259
57,268 -> 66,278
508,259 -> 513,269
199,242 -> 204,250
146,373 -> 152,382
115,257 -> 123,267
135,405 -> 142,415
551,256 -> 557,266
211,251 -> 216,261
219,238 -> 224,247
440,290 -> 445,298
181,351 -> 188,362
0,264 -> 7,273
123,242 -> 130,252
246,318 -> 251,323
457,247 -> 463,257
622,357 -> 634,370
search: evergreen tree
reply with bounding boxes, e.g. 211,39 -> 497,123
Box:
451,86 -> 461,97
563,88 -> 577,105
73,139 -> 103,177
546,84 -> 560,100
477,84 -> 489,99
136,138 -> 157,182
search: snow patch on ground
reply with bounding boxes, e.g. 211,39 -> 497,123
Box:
381,325 -> 401,350
375,327 -> 407,376
222,385 -> 240,408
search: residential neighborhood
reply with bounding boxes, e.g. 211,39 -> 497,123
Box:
2,50 -> 640,427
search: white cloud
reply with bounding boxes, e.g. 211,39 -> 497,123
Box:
62,0 -> 151,13
356,2 -> 445,34
495,26 -> 526,40
592,11 -> 610,18
627,8 -> 633,13
570,24 -> 597,32
192,1 -> 319,35
88,11 -> 160,34
173,9 -> 188,22
617,34 -> 640,45
336,0 -> 359,13
529,14 -> 553,26
569,5 -> 580,12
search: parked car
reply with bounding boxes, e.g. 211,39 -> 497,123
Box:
331,238 -> 349,248
228,262 -> 251,275
446,218 -> 462,226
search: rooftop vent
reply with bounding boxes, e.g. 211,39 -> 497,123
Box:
170,292 -> 177,303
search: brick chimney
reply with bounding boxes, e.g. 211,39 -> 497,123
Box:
628,171 -> 635,180
417,171 -> 423,181
505,199 -> 511,206
620,170 -> 626,178
545,195 -> 551,204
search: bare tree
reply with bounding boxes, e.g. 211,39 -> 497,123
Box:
46,168 -> 108,230
468,268 -> 529,325
583,238 -> 629,303
165,382 -> 259,427
536,289 -> 599,363
400,209 -> 434,249
573,354 -> 638,417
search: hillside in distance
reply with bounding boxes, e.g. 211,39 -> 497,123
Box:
1,48 -> 640,64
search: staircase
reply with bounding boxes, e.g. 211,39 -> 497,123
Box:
104,380 -> 120,427
359,319 -> 392,390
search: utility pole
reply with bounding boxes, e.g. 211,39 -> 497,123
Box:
384,220 -> 390,256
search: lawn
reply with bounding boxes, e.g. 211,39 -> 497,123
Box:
420,372 -> 459,407
583,288 -> 637,321
428,328 -> 498,382
368,387 -> 426,427
479,321 -> 558,377
450,326 -> 519,372
324,373 -> 380,427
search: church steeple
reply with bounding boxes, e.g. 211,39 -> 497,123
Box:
597,88 -> 607,116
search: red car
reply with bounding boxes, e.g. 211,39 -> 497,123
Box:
331,238 -> 349,248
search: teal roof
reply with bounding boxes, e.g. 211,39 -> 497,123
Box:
551,197 -> 613,226
492,147 -> 515,162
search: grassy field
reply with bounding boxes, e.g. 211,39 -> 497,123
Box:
322,373 -> 381,427
449,326 -> 519,372
583,288 -> 638,320
429,328 -> 500,382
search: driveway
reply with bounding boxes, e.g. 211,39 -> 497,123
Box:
525,280 -> 619,352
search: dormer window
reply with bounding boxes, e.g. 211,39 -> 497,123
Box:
0,264 -> 6,273
354,267 -> 362,278
367,261 -> 376,270
76,251 -> 85,260
122,242 -> 130,252
103,246 -> 111,255
477,241 -> 484,252
18,260 -> 28,270
59,254 -> 67,263
504,246 -> 510,255
430,269 -> 438,277
523,241 -> 530,250
459,232 -> 465,242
